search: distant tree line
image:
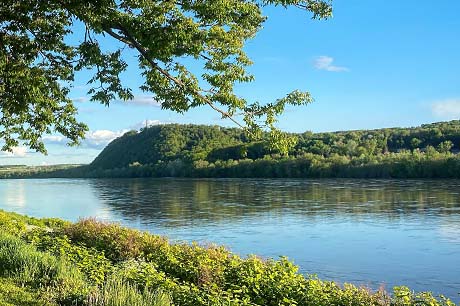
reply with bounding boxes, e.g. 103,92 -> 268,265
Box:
3,121 -> 460,179
75,150 -> 460,179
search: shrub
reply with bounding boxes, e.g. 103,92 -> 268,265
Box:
0,277 -> 51,306
63,219 -> 147,262
86,274 -> 171,306
0,210 -> 27,236
0,211 -> 457,306
25,229 -> 114,285
0,232 -> 89,305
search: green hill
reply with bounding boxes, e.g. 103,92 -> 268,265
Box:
84,121 -> 460,178
4,121 -> 460,179
90,124 -> 248,169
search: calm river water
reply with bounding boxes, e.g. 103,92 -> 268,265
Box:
1,178 -> 459,300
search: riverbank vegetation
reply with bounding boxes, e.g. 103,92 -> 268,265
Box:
0,165 -> 81,179
4,121 -> 460,179
0,210 -> 457,305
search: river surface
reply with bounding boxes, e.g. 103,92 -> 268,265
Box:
1,178 -> 459,300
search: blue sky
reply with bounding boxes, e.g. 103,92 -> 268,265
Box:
2,0 -> 460,165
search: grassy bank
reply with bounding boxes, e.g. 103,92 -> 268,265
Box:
0,164 -> 82,179
0,210 -> 456,306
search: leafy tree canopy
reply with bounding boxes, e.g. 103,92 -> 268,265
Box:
0,0 -> 332,154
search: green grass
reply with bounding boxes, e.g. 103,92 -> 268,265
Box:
86,275 -> 171,306
0,277 -> 48,306
0,232 -> 89,305
0,164 -> 83,179
0,209 -> 457,306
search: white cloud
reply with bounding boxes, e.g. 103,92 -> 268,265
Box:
42,135 -> 65,144
41,119 -> 166,150
313,56 -> 349,72
129,119 -> 163,130
0,146 -> 28,158
12,146 -> 27,157
72,95 -> 161,107
74,85 -> 90,90
42,130 -> 127,149
83,130 -> 128,149
432,99 -> 460,119
72,96 -> 89,103
124,96 -> 161,107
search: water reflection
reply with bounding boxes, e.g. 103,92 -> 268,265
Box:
2,180 -> 26,209
0,178 -> 459,300
0,179 -> 115,220
87,179 -> 460,227
438,220 -> 460,243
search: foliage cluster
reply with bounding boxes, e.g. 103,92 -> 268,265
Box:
91,121 -> 460,168
11,121 -> 456,179
0,164 -> 81,179
3,121 -> 460,179
1,0 -> 332,154
84,120 -> 460,179
0,210 -> 457,305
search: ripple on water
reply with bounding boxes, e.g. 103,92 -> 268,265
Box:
1,178 -> 460,301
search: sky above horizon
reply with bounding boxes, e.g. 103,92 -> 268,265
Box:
2,0 -> 460,165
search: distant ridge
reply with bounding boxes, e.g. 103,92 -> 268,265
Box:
91,121 -> 460,170
80,121 -> 460,178
3,121 -> 460,179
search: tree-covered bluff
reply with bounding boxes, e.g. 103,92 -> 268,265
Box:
84,120 -> 460,179
2,121 -> 460,179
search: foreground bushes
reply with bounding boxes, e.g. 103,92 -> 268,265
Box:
0,232 -> 89,305
0,210 -> 457,306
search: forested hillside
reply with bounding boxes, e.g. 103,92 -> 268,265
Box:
90,125 -> 248,169
83,121 -> 460,178
3,121 -> 460,179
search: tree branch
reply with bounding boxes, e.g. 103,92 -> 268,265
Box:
102,23 -> 244,129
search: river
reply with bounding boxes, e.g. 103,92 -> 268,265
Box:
1,178 -> 459,300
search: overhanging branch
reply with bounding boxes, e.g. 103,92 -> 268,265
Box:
102,23 -> 245,129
